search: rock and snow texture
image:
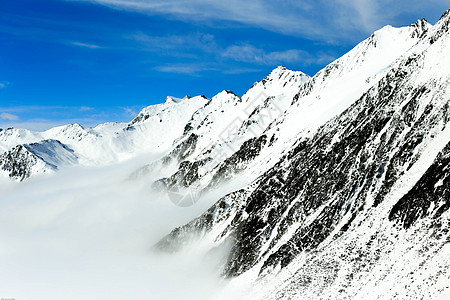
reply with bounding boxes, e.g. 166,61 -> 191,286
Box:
0,95 -> 208,179
2,8 -> 450,300
0,140 -> 78,181
156,10 -> 450,300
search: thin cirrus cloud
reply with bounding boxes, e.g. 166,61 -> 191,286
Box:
0,112 -> 20,121
75,0 -> 448,41
154,63 -> 262,75
0,82 -> 11,89
154,64 -> 218,75
128,32 -> 217,52
131,32 -> 336,72
222,44 -> 336,66
152,43 -> 335,73
131,32 -> 307,64
79,0 -> 351,40
79,106 -> 94,112
70,41 -> 103,49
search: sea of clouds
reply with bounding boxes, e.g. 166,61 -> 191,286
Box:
0,154 -> 236,300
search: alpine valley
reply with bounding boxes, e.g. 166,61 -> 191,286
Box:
2,9 -> 450,300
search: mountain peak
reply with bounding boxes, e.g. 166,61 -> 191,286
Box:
409,18 -> 431,38
439,8 -> 450,22
429,8 -> 450,44
268,65 -> 292,75
221,90 -> 238,96
164,96 -> 183,104
258,65 -> 310,89
275,65 -> 287,71
211,89 -> 240,104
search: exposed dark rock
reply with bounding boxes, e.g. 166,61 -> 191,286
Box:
389,142 -> 450,229
208,135 -> 268,187
0,145 -> 39,181
168,133 -> 198,162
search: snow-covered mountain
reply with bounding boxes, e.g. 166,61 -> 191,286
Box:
0,139 -> 77,180
155,10 -> 450,300
1,8 -> 450,300
0,95 -> 208,180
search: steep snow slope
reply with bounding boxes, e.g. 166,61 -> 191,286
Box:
143,17 -> 433,209
274,18 -> 431,142
130,68 -> 311,204
157,11 -> 450,300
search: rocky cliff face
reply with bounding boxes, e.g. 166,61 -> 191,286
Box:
155,10 -> 450,299
0,144 -> 48,181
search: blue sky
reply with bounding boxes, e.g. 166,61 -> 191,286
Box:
1,0 -> 449,130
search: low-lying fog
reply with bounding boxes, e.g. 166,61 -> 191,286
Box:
0,155 -> 232,300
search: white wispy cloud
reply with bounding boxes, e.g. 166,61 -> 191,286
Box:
0,112 -> 19,121
154,63 -> 217,75
222,67 -> 262,75
133,31 -> 335,72
123,107 -> 140,118
75,0 -> 449,41
79,0 -> 328,38
0,82 -> 11,89
128,32 -> 217,52
79,106 -> 94,112
222,45 -> 303,65
154,62 -> 263,75
222,44 -> 336,66
70,41 -> 102,49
